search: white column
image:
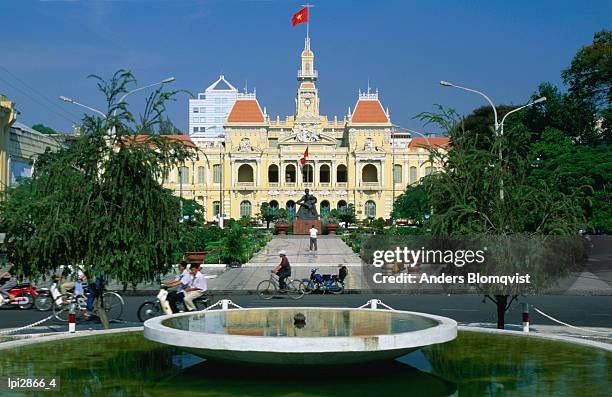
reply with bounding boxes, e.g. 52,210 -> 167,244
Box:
231,161 -> 235,186
297,161 -> 301,188
380,161 -> 385,185
206,162 -> 211,185
355,159 -> 359,187
280,161 -> 284,187
331,160 -> 336,186
256,159 -> 261,185
314,159 -> 319,186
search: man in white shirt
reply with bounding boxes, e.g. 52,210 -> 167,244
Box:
163,261 -> 190,313
183,263 -> 207,311
309,225 -> 318,252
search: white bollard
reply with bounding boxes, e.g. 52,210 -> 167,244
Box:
68,303 -> 76,333
370,299 -> 378,310
222,299 -> 229,310
522,302 -> 530,333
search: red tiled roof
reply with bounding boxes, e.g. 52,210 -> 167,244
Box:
227,99 -> 265,123
351,100 -> 389,123
124,134 -> 197,149
408,137 -> 450,149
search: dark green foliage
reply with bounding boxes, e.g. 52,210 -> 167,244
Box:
158,116 -> 183,135
0,70 -> 194,288
337,204 -> 356,227
31,123 -> 56,135
258,202 -> 278,228
392,178 -> 431,226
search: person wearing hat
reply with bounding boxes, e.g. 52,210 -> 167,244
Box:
273,250 -> 291,292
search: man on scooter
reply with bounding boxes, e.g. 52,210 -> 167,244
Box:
163,261 -> 191,313
0,263 -> 17,302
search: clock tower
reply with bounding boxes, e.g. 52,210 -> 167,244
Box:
295,37 -> 320,120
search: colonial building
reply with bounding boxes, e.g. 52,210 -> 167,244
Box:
165,38 -> 447,222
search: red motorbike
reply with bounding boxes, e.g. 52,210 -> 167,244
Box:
0,282 -> 38,310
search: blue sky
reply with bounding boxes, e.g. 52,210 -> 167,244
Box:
0,0 -> 610,134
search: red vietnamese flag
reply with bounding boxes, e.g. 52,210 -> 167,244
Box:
300,146 -> 309,166
292,7 -> 308,27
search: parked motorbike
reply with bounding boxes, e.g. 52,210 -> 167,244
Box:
0,283 -> 38,309
303,267 -> 346,294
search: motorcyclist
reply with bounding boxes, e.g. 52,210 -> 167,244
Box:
273,250 -> 291,292
0,263 -> 17,302
163,261 -> 191,313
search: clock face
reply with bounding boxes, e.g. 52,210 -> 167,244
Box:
304,99 -> 311,107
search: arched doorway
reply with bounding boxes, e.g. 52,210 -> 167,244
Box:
237,164 -> 254,183
240,200 -> 252,218
286,200 -> 296,219
364,200 -> 376,218
268,164 -> 279,183
285,164 -> 296,183
361,164 -> 378,183
320,200 -> 330,217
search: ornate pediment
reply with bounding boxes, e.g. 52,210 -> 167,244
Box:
279,125 -> 336,145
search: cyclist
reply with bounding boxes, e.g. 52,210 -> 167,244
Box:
273,250 -> 291,292
183,263 -> 207,311
0,263 -> 17,302
163,261 -> 190,313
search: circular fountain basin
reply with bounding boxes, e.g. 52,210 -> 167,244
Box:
144,307 -> 457,365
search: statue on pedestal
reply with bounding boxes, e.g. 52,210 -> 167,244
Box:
296,188 -> 318,220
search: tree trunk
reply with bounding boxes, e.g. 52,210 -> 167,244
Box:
495,294 -> 507,329
95,279 -> 110,330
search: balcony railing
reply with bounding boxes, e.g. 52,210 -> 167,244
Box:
235,181 -> 255,189
297,70 -> 318,79
268,182 -> 279,187
318,182 -> 330,188
336,182 -> 347,188
361,182 -> 381,189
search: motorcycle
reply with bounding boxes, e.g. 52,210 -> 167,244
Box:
0,282 -> 38,309
137,286 -> 208,322
302,267 -> 346,295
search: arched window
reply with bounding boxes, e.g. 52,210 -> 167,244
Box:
365,200 -> 376,218
320,200 -> 330,216
268,164 -> 279,183
240,200 -> 252,218
198,166 -> 205,184
319,164 -> 330,183
393,164 -> 402,184
285,164 -> 296,183
425,166 -> 433,176
410,166 -> 417,183
286,200 -> 296,218
180,166 -> 189,184
269,200 -> 279,209
302,164 -> 314,183
237,164 -> 254,182
213,164 -> 221,183
337,200 -> 347,209
362,164 -> 378,183
213,201 -> 221,217
336,164 -> 348,183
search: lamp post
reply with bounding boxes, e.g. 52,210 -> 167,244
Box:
59,96 -> 106,119
439,80 -> 546,200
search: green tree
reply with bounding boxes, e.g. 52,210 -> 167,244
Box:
258,202 -> 278,229
158,116 -> 183,135
0,70 -> 194,328
392,177 -> 431,226
418,107 -> 585,328
31,123 -> 57,135
337,204 -> 356,228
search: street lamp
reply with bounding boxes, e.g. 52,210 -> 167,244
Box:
59,96 -> 106,119
112,76 -> 175,117
440,80 -> 546,200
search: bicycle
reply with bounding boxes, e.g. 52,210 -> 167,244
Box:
52,290 -> 124,322
256,271 -> 305,300
137,286 -> 208,322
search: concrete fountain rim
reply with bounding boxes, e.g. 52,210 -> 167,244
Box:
143,306 -> 458,354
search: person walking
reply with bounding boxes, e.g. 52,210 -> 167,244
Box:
309,225 -> 318,252
273,250 -> 291,292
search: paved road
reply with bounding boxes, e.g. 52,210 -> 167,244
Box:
1,293 -> 611,330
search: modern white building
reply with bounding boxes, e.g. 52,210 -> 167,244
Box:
188,75 -> 240,138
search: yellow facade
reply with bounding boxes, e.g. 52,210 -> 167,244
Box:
164,38 -> 446,222
0,95 -> 17,191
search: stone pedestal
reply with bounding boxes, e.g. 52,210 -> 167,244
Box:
293,219 -> 321,235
